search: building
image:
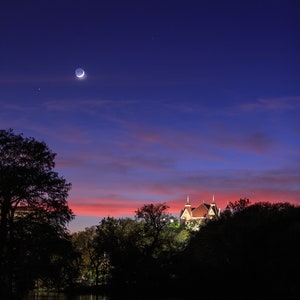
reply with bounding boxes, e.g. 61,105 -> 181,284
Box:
180,195 -> 221,227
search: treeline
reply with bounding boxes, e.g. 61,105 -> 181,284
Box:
4,200 -> 300,300
69,200 -> 300,300
1,129 -> 300,299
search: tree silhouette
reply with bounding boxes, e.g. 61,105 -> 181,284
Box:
0,129 -> 74,299
177,201 -> 300,299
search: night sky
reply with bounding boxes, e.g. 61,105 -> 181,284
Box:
1,0 -> 299,232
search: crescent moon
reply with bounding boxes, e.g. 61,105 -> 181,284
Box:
75,68 -> 85,78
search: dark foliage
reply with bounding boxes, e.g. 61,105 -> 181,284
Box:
0,129 -> 76,299
175,201 -> 300,300
70,200 -> 300,300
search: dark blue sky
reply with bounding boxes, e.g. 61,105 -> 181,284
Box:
1,0 -> 299,232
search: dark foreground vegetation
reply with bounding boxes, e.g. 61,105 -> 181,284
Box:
1,129 -> 300,300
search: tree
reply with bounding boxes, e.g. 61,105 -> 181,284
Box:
0,129 -> 74,299
135,202 -> 170,257
227,197 -> 251,214
94,217 -> 143,290
72,226 -> 111,288
93,214 -> 184,297
75,207 -> 189,298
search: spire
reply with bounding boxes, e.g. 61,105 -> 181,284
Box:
185,195 -> 191,206
211,194 -> 216,206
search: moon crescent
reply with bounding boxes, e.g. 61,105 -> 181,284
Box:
75,68 -> 85,78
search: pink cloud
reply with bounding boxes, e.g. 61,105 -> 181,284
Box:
69,196 -> 145,217
69,186 -> 299,220
66,165 -> 300,220
127,119 -> 277,159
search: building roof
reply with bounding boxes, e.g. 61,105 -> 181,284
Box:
191,203 -> 210,217
180,195 -> 221,221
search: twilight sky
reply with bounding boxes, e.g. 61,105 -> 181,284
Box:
1,0 -> 299,232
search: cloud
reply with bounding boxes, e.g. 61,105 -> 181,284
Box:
240,96 -> 300,112
66,165 -> 300,220
42,98 -> 125,112
1,94 -> 298,233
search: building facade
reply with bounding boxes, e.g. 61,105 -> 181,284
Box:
180,195 -> 221,227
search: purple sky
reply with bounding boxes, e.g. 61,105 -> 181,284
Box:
1,0 -> 299,232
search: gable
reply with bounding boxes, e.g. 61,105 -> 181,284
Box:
208,205 -> 219,217
180,208 -> 192,219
